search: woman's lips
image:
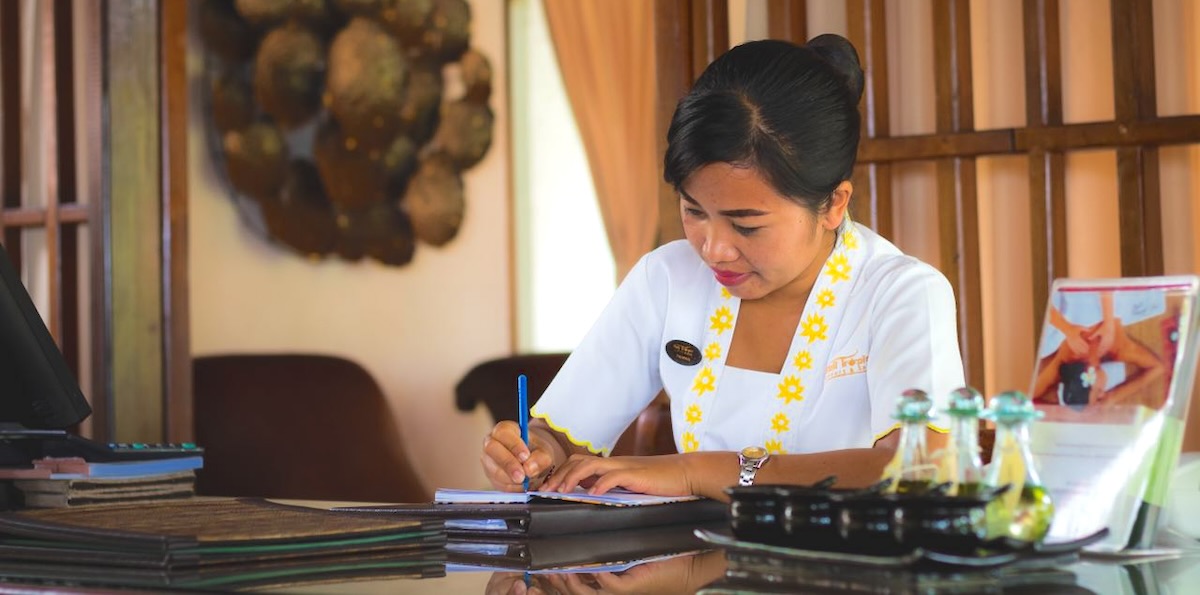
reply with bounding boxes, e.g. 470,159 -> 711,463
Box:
713,269 -> 749,286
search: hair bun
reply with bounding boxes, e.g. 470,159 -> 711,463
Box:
806,34 -> 864,104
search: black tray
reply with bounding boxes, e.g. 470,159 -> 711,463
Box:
727,480 -> 1037,555
695,527 -> 1110,571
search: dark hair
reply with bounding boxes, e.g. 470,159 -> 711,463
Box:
663,35 -> 864,213
1057,361 -> 1091,409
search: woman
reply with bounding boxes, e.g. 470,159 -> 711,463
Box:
481,35 -> 965,501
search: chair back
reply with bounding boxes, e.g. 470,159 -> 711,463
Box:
455,353 -> 676,456
193,354 -> 428,502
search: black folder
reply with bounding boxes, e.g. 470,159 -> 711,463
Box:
0,497 -> 445,569
335,497 -> 729,537
445,520 -> 725,571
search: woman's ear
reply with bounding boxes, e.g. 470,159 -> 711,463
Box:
821,180 -> 853,230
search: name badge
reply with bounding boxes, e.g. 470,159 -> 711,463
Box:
665,340 -> 702,366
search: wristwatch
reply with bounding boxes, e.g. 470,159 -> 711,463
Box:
738,446 -> 770,486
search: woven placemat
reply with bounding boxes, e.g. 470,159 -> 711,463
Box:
0,496 -> 436,547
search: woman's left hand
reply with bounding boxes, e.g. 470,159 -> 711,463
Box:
539,454 -> 694,497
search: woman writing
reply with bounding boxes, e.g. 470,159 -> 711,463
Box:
481,35 -> 965,501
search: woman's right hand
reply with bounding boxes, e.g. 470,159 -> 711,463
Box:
481,420 -> 556,491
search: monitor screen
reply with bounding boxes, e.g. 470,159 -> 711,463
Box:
0,242 -> 91,429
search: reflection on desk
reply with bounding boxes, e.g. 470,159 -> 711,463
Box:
0,498 -> 1196,594
483,550 -> 728,595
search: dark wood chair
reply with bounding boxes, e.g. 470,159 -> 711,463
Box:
193,354 -> 428,503
455,353 -> 676,456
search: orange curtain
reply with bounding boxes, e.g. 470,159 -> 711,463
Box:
541,0 -> 658,280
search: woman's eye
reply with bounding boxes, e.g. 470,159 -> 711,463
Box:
733,224 -> 760,236
684,208 -> 705,218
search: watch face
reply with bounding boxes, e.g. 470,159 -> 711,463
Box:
741,446 -> 768,461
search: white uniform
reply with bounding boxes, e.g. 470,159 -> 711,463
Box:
531,221 -> 965,456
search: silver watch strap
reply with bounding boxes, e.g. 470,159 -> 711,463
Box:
739,459 -> 763,486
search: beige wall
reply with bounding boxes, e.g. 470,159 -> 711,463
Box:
188,1 -> 510,491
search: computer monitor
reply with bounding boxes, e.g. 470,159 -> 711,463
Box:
0,241 -> 92,429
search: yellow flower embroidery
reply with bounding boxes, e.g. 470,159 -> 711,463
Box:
685,404 -> 703,424
793,350 -> 813,371
816,288 -> 836,309
825,252 -> 851,283
709,306 -> 734,334
720,287 -> 732,300
704,342 -> 721,361
765,439 -> 786,454
777,375 -> 805,404
692,367 -> 716,396
682,431 -> 699,453
842,229 -> 859,250
771,412 -> 790,434
800,313 -> 829,344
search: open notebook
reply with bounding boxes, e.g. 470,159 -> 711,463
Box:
433,487 -> 700,507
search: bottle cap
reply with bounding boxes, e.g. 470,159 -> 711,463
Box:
946,386 -> 985,417
984,390 -> 1043,423
893,388 -> 934,422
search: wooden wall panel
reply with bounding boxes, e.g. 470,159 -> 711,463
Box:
1110,0 -> 1164,278
106,0 -> 165,442
654,0 -> 693,245
1022,0 -> 1067,335
933,0 -> 984,387
846,0 -> 892,239
0,0 -> 21,252
689,0 -> 729,79
767,0 -> 806,44
161,0 -> 190,442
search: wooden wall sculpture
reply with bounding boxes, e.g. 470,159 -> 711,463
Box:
198,0 -> 495,266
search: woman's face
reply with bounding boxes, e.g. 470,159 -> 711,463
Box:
680,162 -> 842,303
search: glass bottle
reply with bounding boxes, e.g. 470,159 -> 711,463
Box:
939,387 -> 986,497
983,390 -> 1054,542
881,389 -> 938,494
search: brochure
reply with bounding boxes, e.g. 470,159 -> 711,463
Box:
1028,276 -> 1200,552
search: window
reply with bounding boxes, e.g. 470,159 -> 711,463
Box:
508,0 -> 615,353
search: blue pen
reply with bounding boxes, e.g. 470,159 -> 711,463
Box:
518,374 -> 530,491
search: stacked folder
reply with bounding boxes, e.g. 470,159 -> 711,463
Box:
0,454 -> 206,509
338,497 -> 730,571
12,470 -> 197,508
0,497 -> 446,590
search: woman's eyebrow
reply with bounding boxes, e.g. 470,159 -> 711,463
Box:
679,190 -> 769,218
720,208 -> 769,218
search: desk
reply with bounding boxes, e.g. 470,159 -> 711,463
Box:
4,551 -> 1197,595
0,499 -> 1196,594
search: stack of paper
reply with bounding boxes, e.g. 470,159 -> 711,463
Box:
0,456 -> 206,508
433,487 -> 701,507
13,470 -> 196,508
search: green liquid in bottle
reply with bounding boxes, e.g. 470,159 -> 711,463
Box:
986,484 -> 1054,542
954,482 -> 987,499
1009,484 -> 1054,542
983,391 -> 1054,543
896,479 -> 934,495
880,389 -> 937,494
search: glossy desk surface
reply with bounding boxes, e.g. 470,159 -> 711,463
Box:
266,548 -> 1200,595
0,499 -> 1196,594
